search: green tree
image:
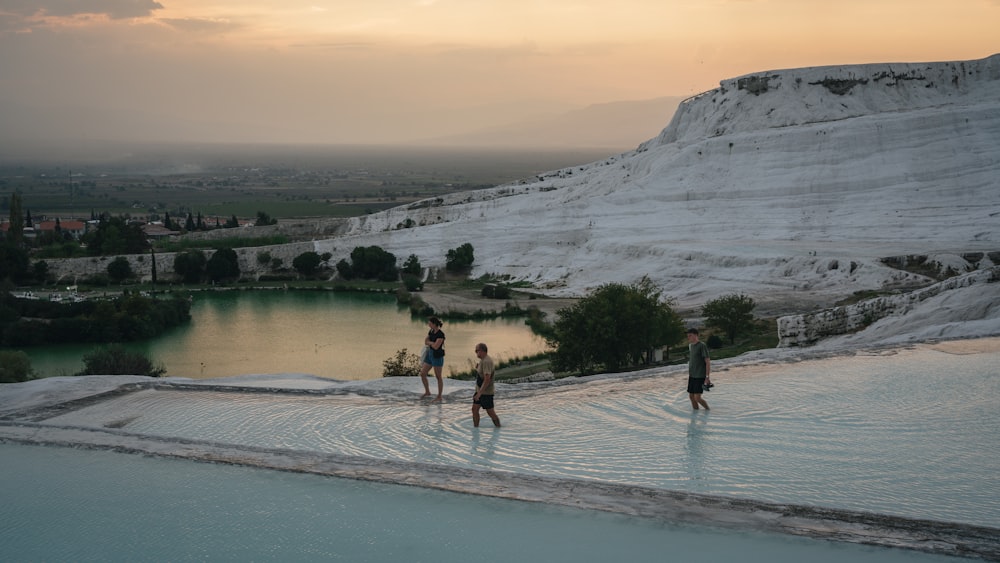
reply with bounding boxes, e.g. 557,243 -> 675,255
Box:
173,249 -> 207,284
0,242 -> 30,284
548,277 -> 684,375
702,293 -> 756,345
205,248 -> 240,283
445,243 -> 475,273
77,344 -> 166,377
224,214 -> 239,228
255,211 -> 277,226
349,245 -> 398,281
106,256 -> 134,283
31,260 -> 49,283
402,254 -> 422,276
292,251 -> 322,276
7,191 -> 24,245
150,249 -> 158,287
336,258 -> 354,279
0,350 -> 35,383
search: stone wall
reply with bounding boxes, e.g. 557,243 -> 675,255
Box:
42,241 -> 319,284
777,265 -> 1000,347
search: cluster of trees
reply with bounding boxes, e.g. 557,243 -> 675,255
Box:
336,246 -> 400,281
173,249 -> 241,284
546,277 -> 686,375
0,291 -> 192,347
545,284 -> 759,376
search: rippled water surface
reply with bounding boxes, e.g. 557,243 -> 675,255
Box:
42,342 -> 1000,528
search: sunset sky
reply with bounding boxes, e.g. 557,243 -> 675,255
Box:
0,0 -> 997,147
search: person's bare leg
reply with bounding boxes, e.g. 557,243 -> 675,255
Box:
432,366 -> 443,401
689,393 -> 699,409
419,363 -> 431,398
472,405 -> 481,427
692,393 -> 709,410
486,408 -> 501,427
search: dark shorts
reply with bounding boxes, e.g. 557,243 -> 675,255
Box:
687,377 -> 705,394
473,394 -> 495,409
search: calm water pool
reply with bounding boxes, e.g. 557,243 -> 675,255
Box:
2,340 -> 998,560
0,444 -> 964,563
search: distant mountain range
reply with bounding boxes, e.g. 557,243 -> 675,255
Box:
419,97 -> 686,151
0,96 -> 685,156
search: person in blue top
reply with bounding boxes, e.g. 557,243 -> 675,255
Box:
686,328 -> 712,410
419,316 -> 446,401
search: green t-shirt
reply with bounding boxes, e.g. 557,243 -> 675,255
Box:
688,341 -> 709,379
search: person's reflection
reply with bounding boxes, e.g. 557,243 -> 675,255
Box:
471,427 -> 500,461
684,412 -> 708,488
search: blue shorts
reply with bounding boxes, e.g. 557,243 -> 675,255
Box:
424,352 -> 444,368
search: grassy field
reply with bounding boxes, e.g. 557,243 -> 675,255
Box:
1,143 -> 612,222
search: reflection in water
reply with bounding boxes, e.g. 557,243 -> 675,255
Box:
25,290 -> 548,380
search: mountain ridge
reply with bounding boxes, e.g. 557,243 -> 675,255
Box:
310,54 -> 1000,314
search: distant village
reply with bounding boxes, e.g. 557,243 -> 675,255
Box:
0,212 -> 259,245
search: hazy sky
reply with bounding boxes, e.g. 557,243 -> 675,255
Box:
0,0 -> 997,146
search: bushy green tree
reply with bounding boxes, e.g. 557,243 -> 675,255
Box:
77,344 -> 166,377
349,245 -> 398,281
445,243 -> 474,273
173,249 -> 207,284
336,259 -> 354,279
402,254 -> 422,276
548,277 -> 685,375
106,256 -> 134,283
0,350 -> 35,383
205,248 -> 240,283
702,293 -> 756,344
0,242 -> 29,284
292,251 -> 322,276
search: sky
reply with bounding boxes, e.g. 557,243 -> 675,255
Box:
0,0 -> 998,146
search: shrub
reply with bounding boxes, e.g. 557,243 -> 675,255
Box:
481,284 -> 511,299
382,348 -> 422,377
401,273 -> 423,292
0,350 -> 35,383
292,251 -> 322,276
706,334 -> 724,349
445,243 -> 474,273
77,344 -> 166,377
107,256 -> 134,283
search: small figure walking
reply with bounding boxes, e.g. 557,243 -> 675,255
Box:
419,316 -> 446,401
687,328 -> 712,410
472,343 -> 501,427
